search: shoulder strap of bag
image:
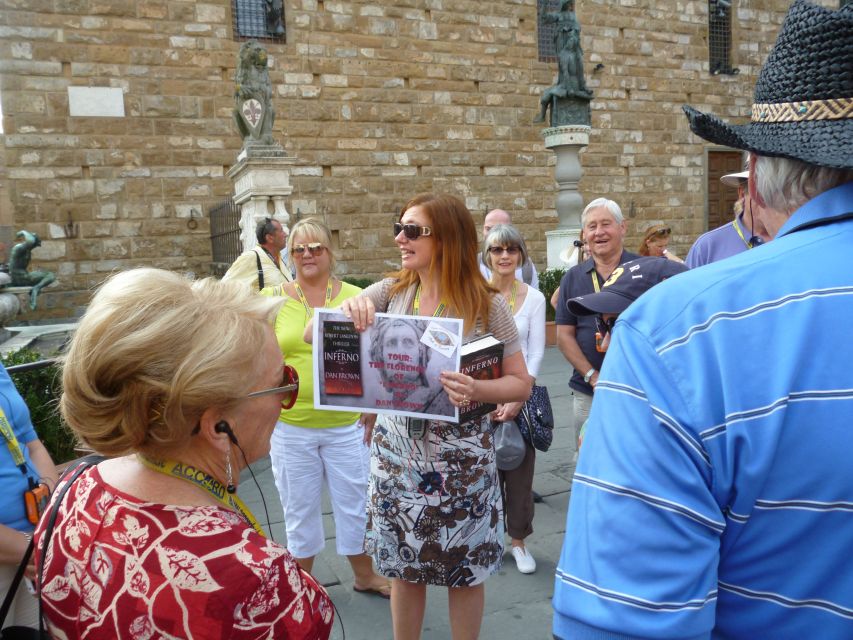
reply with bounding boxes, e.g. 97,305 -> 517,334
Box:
0,534 -> 34,626
254,248 -> 265,291
0,454 -> 102,630
35,455 -> 105,633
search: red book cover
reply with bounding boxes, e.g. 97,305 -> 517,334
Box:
322,320 -> 364,396
458,334 -> 503,424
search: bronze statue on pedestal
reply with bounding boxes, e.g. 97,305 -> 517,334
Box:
8,231 -> 55,310
535,0 -> 593,127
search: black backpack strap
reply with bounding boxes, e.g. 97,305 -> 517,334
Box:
255,249 -> 265,291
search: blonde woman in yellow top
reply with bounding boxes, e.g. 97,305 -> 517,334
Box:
263,217 -> 390,599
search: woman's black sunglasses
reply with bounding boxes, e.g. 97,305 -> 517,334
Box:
394,222 -> 432,240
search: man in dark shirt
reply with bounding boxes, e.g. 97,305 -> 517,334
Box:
555,198 -> 638,459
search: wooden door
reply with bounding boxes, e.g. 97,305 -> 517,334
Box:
707,151 -> 744,231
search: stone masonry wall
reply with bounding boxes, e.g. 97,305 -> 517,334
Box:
0,0 -> 818,319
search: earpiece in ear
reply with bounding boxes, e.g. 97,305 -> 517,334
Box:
215,421 -> 239,446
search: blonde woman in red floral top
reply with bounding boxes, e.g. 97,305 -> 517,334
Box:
34,268 -> 333,640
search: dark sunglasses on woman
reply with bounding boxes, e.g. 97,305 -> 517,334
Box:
394,222 -> 432,240
488,245 -> 520,256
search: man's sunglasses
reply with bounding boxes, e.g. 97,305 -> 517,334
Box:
291,243 -> 326,256
248,364 -> 300,410
394,222 -> 432,240
595,315 -> 617,336
488,245 -> 520,256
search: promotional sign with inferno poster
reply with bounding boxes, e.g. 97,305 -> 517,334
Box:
313,309 -> 464,422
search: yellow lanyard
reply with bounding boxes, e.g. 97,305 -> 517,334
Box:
293,279 -> 334,319
731,216 -> 754,249
0,407 -> 25,468
497,280 -> 519,312
138,456 -> 266,537
591,271 -> 602,293
413,286 -> 447,317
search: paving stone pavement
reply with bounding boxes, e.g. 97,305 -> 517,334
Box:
239,345 -> 576,640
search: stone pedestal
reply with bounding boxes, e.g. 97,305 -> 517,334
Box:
227,145 -> 297,251
543,125 -> 589,269
0,292 -> 20,327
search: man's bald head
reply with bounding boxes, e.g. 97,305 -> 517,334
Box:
483,209 -> 512,236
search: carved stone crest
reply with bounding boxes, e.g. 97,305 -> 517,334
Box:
233,41 -> 276,149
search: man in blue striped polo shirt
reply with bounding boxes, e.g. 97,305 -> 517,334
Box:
553,2 -> 853,639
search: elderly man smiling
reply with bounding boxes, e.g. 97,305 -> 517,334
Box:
553,198 -> 638,458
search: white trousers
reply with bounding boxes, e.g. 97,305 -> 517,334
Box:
270,420 -> 370,558
0,562 -> 39,629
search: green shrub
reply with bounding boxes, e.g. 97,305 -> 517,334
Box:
539,267 -> 568,322
1,348 -> 78,464
342,276 -> 376,290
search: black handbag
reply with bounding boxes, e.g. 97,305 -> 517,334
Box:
516,384 -> 554,452
0,456 -> 103,639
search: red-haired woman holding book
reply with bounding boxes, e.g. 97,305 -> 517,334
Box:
343,193 -> 531,639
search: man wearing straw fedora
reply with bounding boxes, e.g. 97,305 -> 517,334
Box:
685,165 -> 772,268
553,2 -> 853,639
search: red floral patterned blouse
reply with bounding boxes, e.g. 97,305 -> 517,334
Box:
34,466 -> 333,639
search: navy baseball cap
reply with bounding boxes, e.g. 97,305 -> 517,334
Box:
568,257 -> 688,316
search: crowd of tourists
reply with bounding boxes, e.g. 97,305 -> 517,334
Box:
1,2 -> 850,639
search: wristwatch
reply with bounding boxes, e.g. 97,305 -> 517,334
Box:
583,368 -> 596,383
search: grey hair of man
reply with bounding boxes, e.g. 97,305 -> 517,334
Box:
581,197 -> 624,227
754,156 -> 853,217
482,223 -> 530,271
255,217 -> 279,245
369,318 -> 431,392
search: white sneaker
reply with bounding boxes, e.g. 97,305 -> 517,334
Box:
511,545 -> 536,574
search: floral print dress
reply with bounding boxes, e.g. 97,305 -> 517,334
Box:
361,279 -> 521,586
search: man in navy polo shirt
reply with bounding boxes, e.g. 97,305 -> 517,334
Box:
553,2 -> 853,639
554,197 -> 638,459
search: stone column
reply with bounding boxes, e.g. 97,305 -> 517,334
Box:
227,146 -> 297,251
543,125 -> 589,269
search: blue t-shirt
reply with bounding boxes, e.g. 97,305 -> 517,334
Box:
0,362 -> 39,532
685,214 -> 753,268
553,182 -> 853,640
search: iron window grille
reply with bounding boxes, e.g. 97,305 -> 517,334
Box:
232,0 -> 286,42
709,0 -> 739,75
537,0 -> 561,63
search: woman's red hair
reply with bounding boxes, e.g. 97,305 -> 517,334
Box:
388,193 -> 492,332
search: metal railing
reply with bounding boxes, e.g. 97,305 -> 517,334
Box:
6,358 -> 58,374
209,199 -> 242,277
